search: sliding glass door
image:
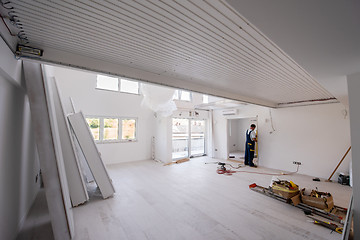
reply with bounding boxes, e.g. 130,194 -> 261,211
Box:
190,120 -> 206,156
172,118 -> 206,159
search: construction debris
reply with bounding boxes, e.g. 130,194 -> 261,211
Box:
164,158 -> 190,166
326,146 -> 351,182
300,188 -> 334,211
338,173 -> 350,185
271,180 -> 299,199
306,215 -> 343,234
249,183 -> 347,227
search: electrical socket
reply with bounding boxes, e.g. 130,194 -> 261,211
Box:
293,161 -> 302,165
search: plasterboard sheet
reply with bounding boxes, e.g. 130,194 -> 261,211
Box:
68,112 -> 115,199
23,61 -> 73,239
72,133 -> 95,183
43,73 -> 89,206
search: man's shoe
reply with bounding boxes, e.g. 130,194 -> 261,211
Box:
250,165 -> 257,168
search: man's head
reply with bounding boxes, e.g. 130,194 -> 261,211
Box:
250,124 -> 256,130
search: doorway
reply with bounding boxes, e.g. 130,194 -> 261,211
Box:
227,117 -> 258,162
172,118 -> 206,159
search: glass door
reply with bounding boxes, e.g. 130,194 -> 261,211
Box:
172,118 -> 189,159
172,118 -> 206,159
190,120 -> 205,156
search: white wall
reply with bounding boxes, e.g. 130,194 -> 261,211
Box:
154,116 -> 172,163
228,119 -> 240,153
213,103 -> 351,180
51,66 -> 156,165
0,38 -> 40,240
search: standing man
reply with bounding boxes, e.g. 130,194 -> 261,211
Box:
245,124 -> 257,167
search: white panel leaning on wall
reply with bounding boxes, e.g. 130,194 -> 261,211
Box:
44,75 -> 89,207
68,112 -> 115,199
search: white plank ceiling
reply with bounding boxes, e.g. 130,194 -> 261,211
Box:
7,0 -> 335,106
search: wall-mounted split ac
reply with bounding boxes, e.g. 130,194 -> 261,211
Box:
222,109 -> 237,116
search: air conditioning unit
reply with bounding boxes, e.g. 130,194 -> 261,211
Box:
222,109 -> 237,115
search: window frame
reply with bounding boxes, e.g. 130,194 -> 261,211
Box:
85,115 -> 138,143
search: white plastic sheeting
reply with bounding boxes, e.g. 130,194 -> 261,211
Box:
141,84 -> 177,117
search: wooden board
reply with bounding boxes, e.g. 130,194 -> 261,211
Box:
68,112 -> 115,199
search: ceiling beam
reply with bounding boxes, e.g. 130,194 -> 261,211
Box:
22,46 -> 277,108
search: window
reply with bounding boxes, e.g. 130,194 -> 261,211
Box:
96,75 -> 119,91
86,116 -> 137,143
202,94 -> 209,103
122,119 -> 136,140
120,79 -> 139,94
104,118 -> 118,140
173,90 -> 179,100
96,75 -> 140,95
181,91 -> 191,101
86,118 -> 100,141
173,90 -> 192,101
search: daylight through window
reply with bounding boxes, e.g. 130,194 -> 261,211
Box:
122,119 -> 136,140
96,75 -> 119,91
104,118 -> 119,140
202,94 -> 209,103
86,118 -> 100,141
120,79 -> 139,94
86,117 -> 137,142
173,90 -> 192,101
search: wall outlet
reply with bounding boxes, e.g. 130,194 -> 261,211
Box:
293,161 -> 302,165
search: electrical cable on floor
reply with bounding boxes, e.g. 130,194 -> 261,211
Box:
206,162 -> 300,176
228,164 -> 242,169
229,164 -> 300,176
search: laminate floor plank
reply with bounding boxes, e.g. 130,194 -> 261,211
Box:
72,157 -> 351,240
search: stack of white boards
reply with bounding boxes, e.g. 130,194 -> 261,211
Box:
68,112 -> 115,199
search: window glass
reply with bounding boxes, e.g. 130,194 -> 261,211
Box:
120,79 -> 139,94
180,91 -> 191,101
202,94 -> 209,103
173,90 -> 179,100
122,119 -> 136,140
86,118 -> 100,141
104,118 -> 119,140
96,75 -> 119,91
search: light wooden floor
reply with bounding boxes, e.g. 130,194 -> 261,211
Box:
72,157 -> 352,240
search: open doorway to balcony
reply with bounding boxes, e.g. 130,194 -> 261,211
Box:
172,118 -> 206,159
